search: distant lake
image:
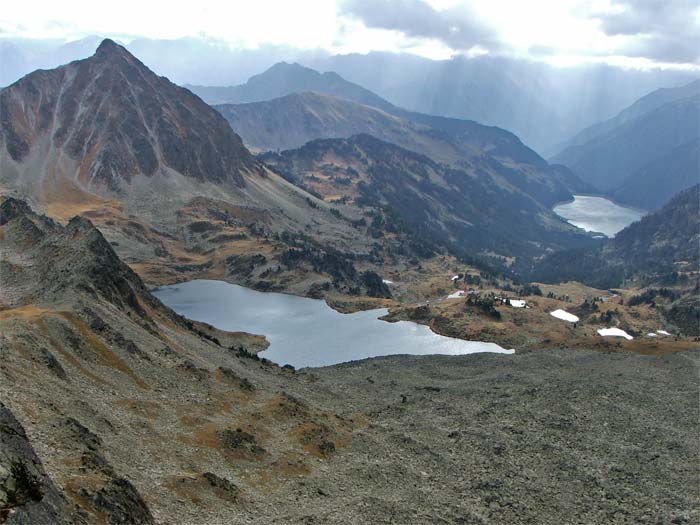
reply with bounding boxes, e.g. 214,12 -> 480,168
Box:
153,279 -> 514,368
554,195 -> 644,237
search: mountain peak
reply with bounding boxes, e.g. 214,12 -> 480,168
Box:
0,197 -> 33,225
94,38 -> 129,58
269,61 -> 306,71
1,37 -> 260,190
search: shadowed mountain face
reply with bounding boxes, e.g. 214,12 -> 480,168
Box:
261,134 -> 594,260
552,80 -> 700,208
217,91 -> 593,208
0,39 -> 261,193
533,185 -> 700,289
611,140 -> 700,211
554,80 -> 700,153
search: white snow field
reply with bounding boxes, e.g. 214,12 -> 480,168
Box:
597,328 -> 633,340
550,309 -> 580,323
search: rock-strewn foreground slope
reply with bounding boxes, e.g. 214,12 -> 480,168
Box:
1,198 -> 698,523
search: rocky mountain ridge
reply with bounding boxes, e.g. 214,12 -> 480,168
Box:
0,40 -> 395,298
216,90 -> 594,208
261,133 -> 595,261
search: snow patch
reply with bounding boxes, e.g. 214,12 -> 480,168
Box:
447,290 -> 465,299
657,330 -> 670,336
647,333 -> 657,337
451,275 -> 460,281
550,309 -> 579,323
597,328 -> 633,340
509,299 -> 526,308
382,279 -> 393,285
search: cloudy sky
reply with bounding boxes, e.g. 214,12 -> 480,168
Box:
2,0 -> 699,68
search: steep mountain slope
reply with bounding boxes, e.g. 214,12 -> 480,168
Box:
0,197 -> 274,523
533,185 -> 700,288
555,79 -> 700,152
0,38 -> 261,197
217,91 -> 591,208
551,90 -> 700,199
215,91 -> 431,153
0,400 -> 72,524
611,140 -> 700,210
260,134 -> 593,260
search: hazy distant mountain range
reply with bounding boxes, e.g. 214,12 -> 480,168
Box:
186,62 -> 593,203
186,62 -> 393,109
552,80 -> 699,210
0,35 -> 324,88
305,52 -> 697,153
189,56 -> 698,154
3,36 -> 696,154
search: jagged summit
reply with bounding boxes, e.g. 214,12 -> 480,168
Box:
0,38 -> 262,197
0,196 -> 33,225
0,196 -> 149,312
91,38 -> 141,66
94,38 -> 124,56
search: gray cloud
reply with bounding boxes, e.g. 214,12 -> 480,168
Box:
340,0 -> 500,52
593,0 -> 700,63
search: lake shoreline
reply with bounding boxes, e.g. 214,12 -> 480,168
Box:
553,194 -> 646,237
153,279 -> 515,368
551,192 -> 649,214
